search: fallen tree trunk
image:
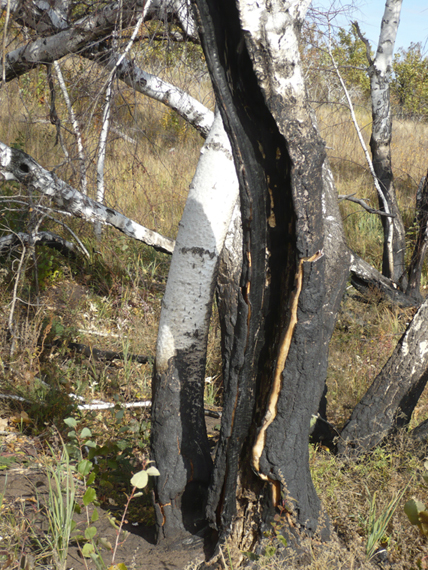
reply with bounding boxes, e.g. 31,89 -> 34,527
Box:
0,231 -> 79,258
350,252 -> 418,309
0,143 -> 175,254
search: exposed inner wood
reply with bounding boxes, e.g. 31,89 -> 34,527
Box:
252,250 -> 324,492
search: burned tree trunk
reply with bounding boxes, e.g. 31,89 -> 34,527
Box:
192,0 -> 349,554
151,110 -> 239,540
406,170 -> 428,303
338,298 -> 428,455
360,0 -> 406,284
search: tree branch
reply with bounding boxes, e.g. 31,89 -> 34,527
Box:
0,142 -> 175,254
0,230 -> 79,257
338,193 -> 396,217
327,28 -> 395,278
352,21 -> 373,66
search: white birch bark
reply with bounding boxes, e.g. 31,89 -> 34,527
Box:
371,0 -> 402,137
152,108 -> 239,538
94,77 -> 113,239
94,8 -> 148,239
0,0 -> 196,82
0,141 -> 175,254
155,108 -> 238,371
368,0 -> 405,283
54,61 -> 88,195
94,54 -> 214,138
238,0 -> 311,118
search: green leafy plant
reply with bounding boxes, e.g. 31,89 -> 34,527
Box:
62,416 -> 159,570
63,417 -> 105,568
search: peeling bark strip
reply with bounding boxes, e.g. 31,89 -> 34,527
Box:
338,297 -> 428,455
0,142 -> 174,254
151,110 -> 238,540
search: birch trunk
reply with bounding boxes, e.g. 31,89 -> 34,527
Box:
151,109 -> 239,540
406,170 -> 428,302
338,297 -> 428,455
368,0 -> 406,284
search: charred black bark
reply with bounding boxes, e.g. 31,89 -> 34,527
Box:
152,348 -> 213,540
338,298 -> 428,456
216,204 -> 242,390
370,137 -> 407,285
350,253 -> 418,309
192,0 -> 348,550
193,0 -> 286,543
406,171 -> 428,303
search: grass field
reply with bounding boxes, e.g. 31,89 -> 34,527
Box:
1,54 -> 428,569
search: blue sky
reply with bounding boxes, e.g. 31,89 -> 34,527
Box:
312,0 -> 428,52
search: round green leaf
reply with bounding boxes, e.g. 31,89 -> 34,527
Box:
130,470 -> 148,489
91,508 -> 99,522
83,487 -> 97,506
64,417 -> 77,428
85,526 -> 97,540
87,472 -> 96,486
80,427 -> 92,438
78,459 -> 93,477
82,543 -> 95,557
404,498 -> 426,525
146,466 -> 160,477
100,537 -> 113,551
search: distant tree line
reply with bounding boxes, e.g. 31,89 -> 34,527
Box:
302,21 -> 428,121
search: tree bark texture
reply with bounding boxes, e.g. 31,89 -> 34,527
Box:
368,0 -> 406,284
338,297 -> 428,455
406,171 -> 428,302
193,0 -> 349,551
151,110 -> 239,540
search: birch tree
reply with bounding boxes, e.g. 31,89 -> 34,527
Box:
149,0 -> 350,552
353,0 -> 406,286
151,109 -> 239,538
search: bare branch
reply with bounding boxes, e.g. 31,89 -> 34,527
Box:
53,61 -> 88,194
338,194 -> 396,217
0,230 -> 79,257
89,52 -> 214,138
8,243 -> 26,357
327,28 -> 395,278
352,21 -> 373,66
